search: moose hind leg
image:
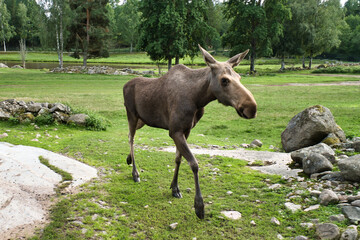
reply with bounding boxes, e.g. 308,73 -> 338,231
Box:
126,120 -> 145,165
126,110 -> 141,182
170,149 -> 182,198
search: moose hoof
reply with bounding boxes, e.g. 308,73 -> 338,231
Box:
126,154 -> 132,165
133,176 -> 140,182
172,188 -> 182,199
194,199 -> 205,219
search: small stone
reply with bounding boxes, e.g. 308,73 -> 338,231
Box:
186,188 -> 191,193
319,189 -> 339,206
81,228 -> 88,234
169,222 -> 178,230
31,139 -> 39,142
294,236 -> 308,240
285,202 -> 302,213
304,204 -> 320,212
351,200 -> 360,207
221,211 -> 242,220
92,214 -> 99,221
269,184 -> 282,190
250,139 -> 263,147
277,234 -> 284,239
250,220 -> 256,226
316,223 -> 340,240
144,205 -> 149,208
226,191 -> 233,195
329,214 -> 345,222
300,223 -> 314,229
310,190 -> 322,197
0,133 -> 8,138
271,217 -> 280,225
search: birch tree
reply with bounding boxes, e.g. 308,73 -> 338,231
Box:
17,3 -> 29,68
0,0 -> 14,52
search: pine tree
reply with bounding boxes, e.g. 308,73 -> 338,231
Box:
68,0 -> 110,66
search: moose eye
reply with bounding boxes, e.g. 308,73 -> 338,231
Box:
221,78 -> 229,87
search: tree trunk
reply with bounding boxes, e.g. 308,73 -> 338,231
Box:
309,55 -> 312,69
83,7 -> 90,67
302,55 -> 306,68
56,24 -> 61,66
59,11 -> 64,68
168,57 -> 172,70
175,57 -> 179,65
19,38 -> 26,69
250,50 -> 255,72
280,55 -> 285,71
3,39 -> 6,52
130,42 -> 133,53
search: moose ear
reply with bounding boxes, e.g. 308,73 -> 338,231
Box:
227,49 -> 249,68
198,45 -> 217,68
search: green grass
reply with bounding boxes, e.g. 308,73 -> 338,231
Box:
0,68 -> 359,239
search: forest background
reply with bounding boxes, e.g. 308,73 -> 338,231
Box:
0,0 -> 360,71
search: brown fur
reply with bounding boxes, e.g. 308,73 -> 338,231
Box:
123,46 -> 257,219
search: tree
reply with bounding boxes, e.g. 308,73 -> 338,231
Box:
295,0 -> 344,69
17,2 -> 29,68
0,0 -> 14,51
138,0 -> 214,70
344,0 -> 360,16
46,0 -> 71,68
138,0 -> 187,70
334,14 -> 360,61
68,0 -> 110,66
114,0 -> 140,52
223,0 -> 290,72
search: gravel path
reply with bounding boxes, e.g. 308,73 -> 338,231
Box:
161,146 -> 301,178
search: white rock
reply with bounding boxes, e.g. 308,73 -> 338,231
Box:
169,222 -> 178,230
285,202 -> 302,213
226,191 -> 233,195
221,211 -> 242,220
304,204 -> 320,212
271,217 -> 281,225
0,133 -> 8,138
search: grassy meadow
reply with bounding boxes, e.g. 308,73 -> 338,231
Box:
0,63 -> 359,239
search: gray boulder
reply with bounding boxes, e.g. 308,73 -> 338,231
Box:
67,114 -> 89,126
0,63 -> 9,68
316,223 -> 340,240
341,206 -> 360,224
291,143 -> 336,165
11,65 -> 23,69
319,189 -> 339,206
50,103 -> 71,114
340,226 -> 358,240
27,103 -> 43,113
0,109 -> 11,120
281,105 -> 345,152
338,155 -> 360,182
302,153 -> 333,175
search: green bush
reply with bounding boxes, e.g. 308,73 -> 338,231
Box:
85,115 -> 108,131
35,113 -> 55,125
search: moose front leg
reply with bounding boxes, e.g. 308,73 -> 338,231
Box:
170,131 -> 204,219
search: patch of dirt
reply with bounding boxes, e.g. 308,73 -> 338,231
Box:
161,146 -> 301,178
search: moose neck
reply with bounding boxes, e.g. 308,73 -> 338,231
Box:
194,67 -> 217,108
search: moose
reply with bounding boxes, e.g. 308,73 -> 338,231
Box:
123,45 -> 257,219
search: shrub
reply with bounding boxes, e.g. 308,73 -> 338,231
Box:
35,113 -> 55,125
85,115 -> 108,131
